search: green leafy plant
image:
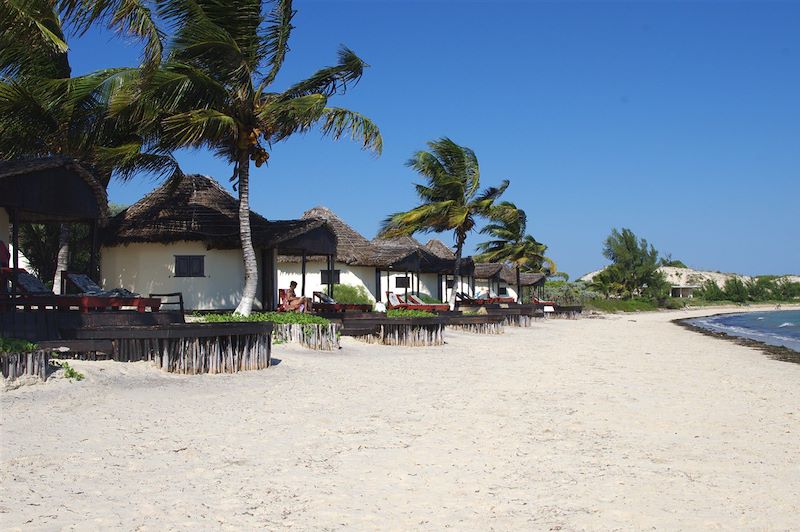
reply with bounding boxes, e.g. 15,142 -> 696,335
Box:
0,338 -> 38,353
196,312 -> 331,326
332,284 -> 373,306
387,309 -> 436,318
53,361 -> 84,381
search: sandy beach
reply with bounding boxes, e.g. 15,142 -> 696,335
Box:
2,308 -> 799,530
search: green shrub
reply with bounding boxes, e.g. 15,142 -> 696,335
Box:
196,312 -> 331,326
387,309 -> 436,318
0,338 -> 38,353
584,298 -> 658,313
723,278 -> 749,303
696,280 -> 726,301
332,284 -> 373,306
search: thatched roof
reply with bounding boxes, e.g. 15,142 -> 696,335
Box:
102,174 -> 335,254
292,206 -> 373,264
425,239 -> 455,259
499,266 -> 546,286
0,156 -> 109,223
474,262 -> 504,280
476,262 -> 546,286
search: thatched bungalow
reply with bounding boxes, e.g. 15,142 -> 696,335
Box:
101,174 -> 336,311
277,206 -> 378,302
0,156 -> 108,280
422,239 -> 476,302
276,208 -> 475,304
473,262 -> 547,302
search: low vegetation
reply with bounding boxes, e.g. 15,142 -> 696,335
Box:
0,338 -> 38,353
583,298 -> 659,313
53,361 -> 85,381
196,312 -> 331,326
695,277 -> 800,304
387,309 -> 436,318
332,285 -> 373,306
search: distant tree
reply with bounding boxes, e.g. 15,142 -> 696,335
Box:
380,138 -> 508,308
475,202 -> 555,303
696,280 -> 725,301
660,253 -> 688,268
597,228 -> 663,299
723,278 -> 749,303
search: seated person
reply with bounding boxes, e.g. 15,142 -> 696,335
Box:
285,281 -> 311,313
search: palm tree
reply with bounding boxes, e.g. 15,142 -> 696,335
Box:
111,0 -> 382,315
379,138 -> 508,308
475,202 -> 555,303
0,0 -> 178,290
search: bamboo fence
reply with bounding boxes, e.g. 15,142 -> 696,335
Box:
1,350 -> 50,380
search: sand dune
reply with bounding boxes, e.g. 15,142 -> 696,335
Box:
2,308 -> 799,530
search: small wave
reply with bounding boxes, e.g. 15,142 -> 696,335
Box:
779,322 -> 795,328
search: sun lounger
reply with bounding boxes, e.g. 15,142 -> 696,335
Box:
405,294 -> 450,311
386,292 -> 447,312
5,269 -> 161,312
312,291 -> 372,312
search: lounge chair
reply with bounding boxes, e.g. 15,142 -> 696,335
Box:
386,291 -> 447,312
405,294 -> 449,312
7,269 -> 161,312
312,291 -> 372,312
456,292 -> 490,305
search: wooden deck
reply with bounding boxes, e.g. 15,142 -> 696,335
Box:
1,311 -> 272,377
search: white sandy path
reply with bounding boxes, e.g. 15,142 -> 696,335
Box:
1,308 -> 799,530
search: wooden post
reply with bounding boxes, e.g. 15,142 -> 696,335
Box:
328,255 -> 334,298
404,270 -> 408,299
437,274 -> 443,302
10,209 -> 18,326
88,220 -> 98,282
263,248 -> 276,310
301,251 -> 307,297
375,269 -> 381,302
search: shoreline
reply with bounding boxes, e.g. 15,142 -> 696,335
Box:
673,308 -> 800,365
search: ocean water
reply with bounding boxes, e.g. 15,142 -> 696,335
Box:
689,310 -> 800,352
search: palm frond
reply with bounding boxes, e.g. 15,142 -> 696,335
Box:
279,47 -> 367,99
319,107 -> 382,154
160,108 -> 237,148
58,0 -> 163,67
260,0 -> 294,86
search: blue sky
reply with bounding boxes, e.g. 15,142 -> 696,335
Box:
68,0 -> 800,278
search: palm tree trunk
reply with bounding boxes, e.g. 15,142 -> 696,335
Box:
234,153 -> 259,316
516,265 -> 522,303
449,234 -> 466,310
52,224 -> 70,294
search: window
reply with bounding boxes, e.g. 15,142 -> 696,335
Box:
321,269 -> 341,285
395,276 -> 410,289
175,255 -> 204,277
498,286 -> 508,295
445,279 -> 455,289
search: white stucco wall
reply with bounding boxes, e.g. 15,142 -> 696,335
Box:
101,241 -> 263,311
278,261 -> 378,302
0,207 -> 9,246
474,279 -> 519,300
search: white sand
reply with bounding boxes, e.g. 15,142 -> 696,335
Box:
2,308 -> 799,530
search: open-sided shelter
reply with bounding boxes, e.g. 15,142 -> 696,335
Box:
0,156 -> 108,285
